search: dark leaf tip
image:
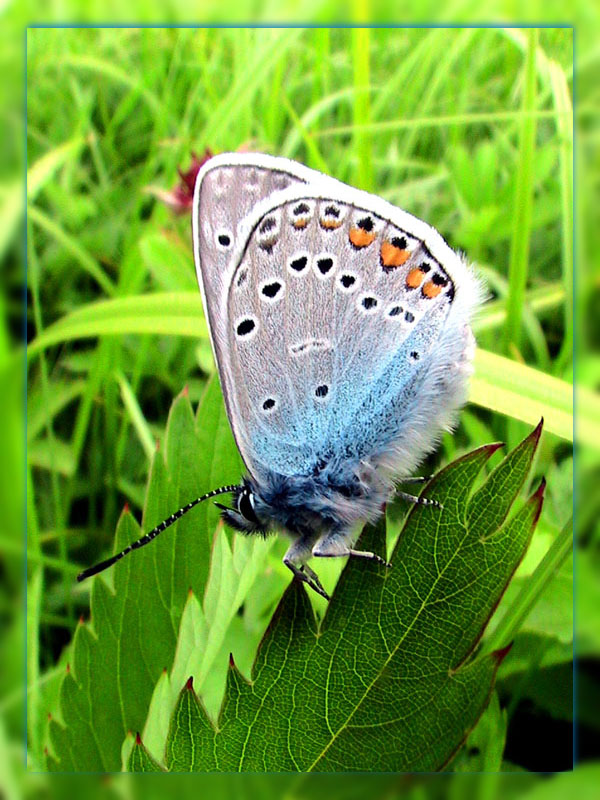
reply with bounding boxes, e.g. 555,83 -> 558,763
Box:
529,418 -> 544,445
532,476 -> 546,500
185,675 -> 194,690
47,712 -> 52,720
78,615 -> 85,625
531,477 -> 546,523
155,438 -> 161,452
135,732 -> 142,745
183,384 -> 189,397
492,641 -> 513,665
123,502 -> 129,514
66,663 -> 70,673
229,652 -> 235,668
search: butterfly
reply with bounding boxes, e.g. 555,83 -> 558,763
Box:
78,153 -> 481,600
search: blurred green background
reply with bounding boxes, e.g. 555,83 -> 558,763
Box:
1,4 -> 596,795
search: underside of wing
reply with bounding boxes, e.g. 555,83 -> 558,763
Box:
222,186 -> 480,485
192,154 -> 316,354
193,154 -> 347,471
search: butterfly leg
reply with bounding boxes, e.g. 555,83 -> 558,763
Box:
312,532 -> 392,568
283,536 -> 330,600
395,490 -> 442,509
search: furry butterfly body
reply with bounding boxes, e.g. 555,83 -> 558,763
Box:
78,153 -> 480,600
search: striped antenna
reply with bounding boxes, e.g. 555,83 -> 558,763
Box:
77,485 -> 239,582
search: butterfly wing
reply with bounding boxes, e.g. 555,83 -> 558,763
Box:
193,153 -> 347,476
193,153 -> 316,351
218,180 -> 480,485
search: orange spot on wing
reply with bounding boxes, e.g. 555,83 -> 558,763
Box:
349,227 -> 376,248
380,241 -> 410,268
422,281 -> 442,298
320,219 -> 343,229
293,219 -> 308,229
406,268 -> 425,289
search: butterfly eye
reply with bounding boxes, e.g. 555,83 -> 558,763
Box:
238,491 -> 260,524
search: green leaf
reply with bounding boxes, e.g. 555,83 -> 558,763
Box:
126,733 -> 165,773
26,293 -> 208,359
137,424 -> 544,772
135,529 -> 275,766
452,691 -> 507,772
46,380 -> 241,771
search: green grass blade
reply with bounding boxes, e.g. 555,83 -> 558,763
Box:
474,283 -> 565,334
503,29 -> 539,355
26,568 -> 44,765
26,294 -> 580,444
315,109 -> 563,138
281,96 -> 329,174
26,292 -> 207,359
27,205 -> 116,297
470,350 -> 578,445
115,370 -> 155,460
547,59 -> 574,372
27,136 -> 86,200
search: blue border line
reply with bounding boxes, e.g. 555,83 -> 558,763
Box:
24,22 -> 577,774
26,22 -> 574,29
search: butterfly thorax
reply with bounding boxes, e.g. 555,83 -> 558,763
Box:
221,460 -> 394,540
